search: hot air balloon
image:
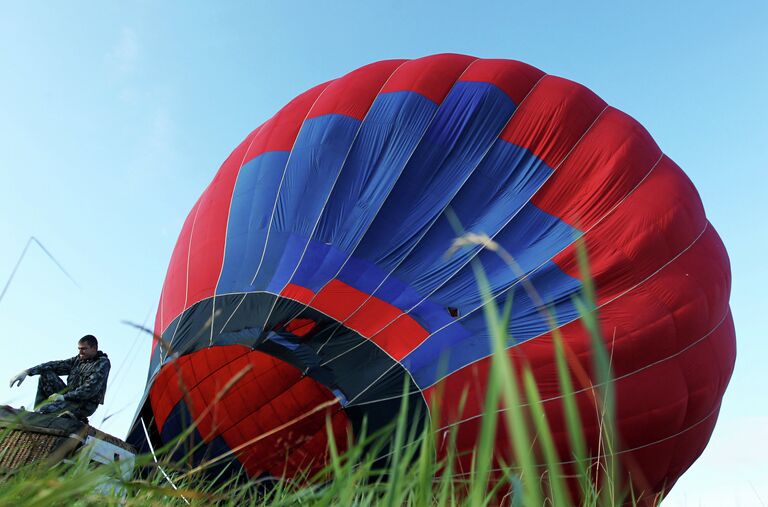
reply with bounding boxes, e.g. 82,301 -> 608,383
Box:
127,54 -> 735,498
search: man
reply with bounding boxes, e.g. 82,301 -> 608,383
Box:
8,334 -> 111,423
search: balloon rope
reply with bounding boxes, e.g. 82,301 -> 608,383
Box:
140,417 -> 191,504
0,236 -> 79,305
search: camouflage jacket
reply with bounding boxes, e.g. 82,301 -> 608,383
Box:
27,352 -> 111,405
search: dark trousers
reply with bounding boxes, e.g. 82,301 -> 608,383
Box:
35,371 -> 97,422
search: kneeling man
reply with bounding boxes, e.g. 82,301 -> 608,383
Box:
8,334 -> 111,423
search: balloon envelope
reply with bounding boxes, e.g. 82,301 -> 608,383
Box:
128,54 -> 735,496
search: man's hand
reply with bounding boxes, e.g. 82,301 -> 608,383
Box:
47,393 -> 65,403
9,370 -> 28,388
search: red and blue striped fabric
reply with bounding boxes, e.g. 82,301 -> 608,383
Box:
130,54 -> 735,499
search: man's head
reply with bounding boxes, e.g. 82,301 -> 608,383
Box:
78,335 -> 99,360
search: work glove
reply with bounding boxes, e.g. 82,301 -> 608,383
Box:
9,370 -> 28,388
47,393 -> 65,403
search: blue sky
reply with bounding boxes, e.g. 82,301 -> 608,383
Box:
1,2 -> 765,504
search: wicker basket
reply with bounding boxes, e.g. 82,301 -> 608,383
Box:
0,406 -> 136,475
0,425 -> 82,472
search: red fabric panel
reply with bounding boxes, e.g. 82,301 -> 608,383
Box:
282,410 -> 349,476
306,59 -> 406,120
364,313 -> 430,361
281,279 -> 430,361
309,278 -> 366,320
552,156 -> 708,306
284,318 -> 317,337
185,135 -> 254,307
531,107 -> 662,229
341,296 -> 409,340
149,346 -> 350,479
429,222 -> 731,419
499,76 -> 607,168
156,197 -> 202,338
224,375 -> 343,477
380,53 -> 477,104
281,282 -> 314,304
150,345 -> 251,431
459,59 -> 544,104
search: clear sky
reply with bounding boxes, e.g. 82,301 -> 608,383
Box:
1,2 -> 765,505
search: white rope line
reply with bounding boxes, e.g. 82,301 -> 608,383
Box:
210,127 -> 264,345
0,236 -> 80,305
216,285 -> 250,334
160,198 -> 204,362
140,417 -> 190,504
347,389 -> 424,408
159,282 -> 164,347
102,307 -> 153,421
344,362 -> 412,406
184,198 -> 204,309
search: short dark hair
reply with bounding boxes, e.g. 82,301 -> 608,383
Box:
79,335 -> 98,348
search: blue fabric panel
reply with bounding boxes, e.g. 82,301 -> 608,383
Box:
335,255 -> 391,296
351,81 -> 517,273
427,203 -> 579,314
251,114 -> 361,292
290,91 -> 437,293
402,260 -> 583,388
289,240 -> 349,291
264,232 -> 309,293
216,151 -> 290,295
392,141 -> 553,299
274,114 -> 362,234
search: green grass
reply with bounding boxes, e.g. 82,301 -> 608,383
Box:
0,235 -> 661,507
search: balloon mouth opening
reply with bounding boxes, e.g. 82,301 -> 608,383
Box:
130,293 -> 430,478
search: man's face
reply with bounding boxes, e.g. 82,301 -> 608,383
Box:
78,342 -> 98,360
